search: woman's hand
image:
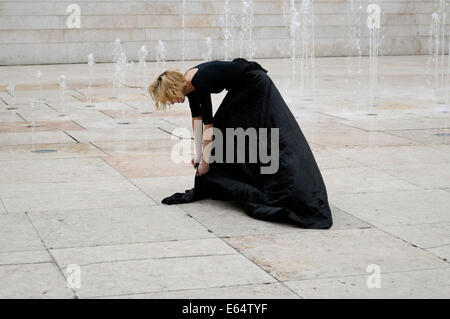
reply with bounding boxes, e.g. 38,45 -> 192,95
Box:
196,161 -> 209,176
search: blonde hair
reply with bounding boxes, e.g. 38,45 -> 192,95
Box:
148,69 -> 187,110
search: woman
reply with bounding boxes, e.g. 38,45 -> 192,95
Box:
148,58 -> 332,229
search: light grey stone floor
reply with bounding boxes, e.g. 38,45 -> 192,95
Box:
0,56 -> 449,299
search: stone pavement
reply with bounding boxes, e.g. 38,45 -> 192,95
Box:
0,56 -> 449,299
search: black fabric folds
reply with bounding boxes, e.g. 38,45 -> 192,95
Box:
162,58 -> 333,229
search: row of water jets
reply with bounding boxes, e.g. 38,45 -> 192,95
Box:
6,71 -> 68,128
5,0 -> 450,125
428,0 -> 450,110
5,40 -> 163,127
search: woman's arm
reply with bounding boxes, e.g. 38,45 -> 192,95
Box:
192,116 -> 203,166
201,123 -> 214,164
197,123 -> 213,176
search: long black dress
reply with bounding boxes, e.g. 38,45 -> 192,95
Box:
162,58 -> 333,229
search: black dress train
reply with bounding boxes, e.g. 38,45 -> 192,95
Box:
162,58 -> 333,229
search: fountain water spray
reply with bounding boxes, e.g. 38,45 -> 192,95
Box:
112,41 -> 126,99
202,37 -> 213,61
113,38 -> 123,63
220,0 -> 232,60
282,0 -> 301,83
35,70 -> 45,102
138,45 -> 149,88
86,53 -> 96,107
119,52 -> 127,86
239,0 -> 254,59
58,74 -> 67,116
27,101 -> 39,128
345,0 -> 363,88
111,38 -> 124,102
439,0 -> 447,100
367,1 -> 381,109
446,29 -> 450,112
117,51 -> 130,125
181,0 -> 186,69
296,0 -> 316,99
156,40 -> 166,74
430,13 -> 441,97
138,45 -> 150,110
428,1 -> 448,105
288,0 -> 300,63
7,83 -> 16,110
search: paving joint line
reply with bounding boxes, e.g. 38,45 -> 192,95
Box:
98,156 -> 160,205
24,211 -> 78,299
175,204 -> 304,299
62,130 -> 80,143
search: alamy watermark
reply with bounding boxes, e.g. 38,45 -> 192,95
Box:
66,4 -> 81,29
367,4 -> 381,29
66,264 -> 81,289
366,264 -> 381,289
170,125 -> 280,174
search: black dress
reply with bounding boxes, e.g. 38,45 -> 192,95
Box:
162,58 -> 333,229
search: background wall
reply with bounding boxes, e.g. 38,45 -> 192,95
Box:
0,0 -> 448,65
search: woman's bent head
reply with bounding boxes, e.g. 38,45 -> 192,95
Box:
148,69 -> 186,110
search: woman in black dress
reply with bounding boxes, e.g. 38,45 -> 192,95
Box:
148,58 -> 332,229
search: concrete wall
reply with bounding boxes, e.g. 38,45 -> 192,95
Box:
0,0 -> 448,65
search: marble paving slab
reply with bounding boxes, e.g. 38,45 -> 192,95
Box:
427,246 -> 450,262
74,93 -> 146,104
329,145 -> 450,166
321,166 -> 421,194
131,176 -> 195,203
0,157 -> 124,184
0,120 -> 84,133
0,131 -> 76,146
179,200 -> 371,237
50,238 -> 236,268
0,111 -> 23,122
100,283 -> 299,299
0,250 -> 52,266
92,139 -> 180,156
224,228 -> 447,281
73,117 -> 171,130
431,145 -> 450,160
304,130 -> 419,148
383,128 -> 450,145
16,108 -> 113,123
307,148 -> 363,169
157,116 -> 193,128
0,180 -> 155,213
371,163 -> 450,189
322,110 -> 428,121
65,128 -> 171,143
335,117 -> 450,132
29,206 -> 215,249
103,153 -> 194,178
330,189 -> 450,227
0,91 -> 80,105
69,254 -> 276,298
45,100 -> 130,111
381,223 -> 450,249
284,268 -> 450,298
0,143 -> 106,161
0,213 -> 45,252
0,263 -> 74,298
100,109 -> 190,119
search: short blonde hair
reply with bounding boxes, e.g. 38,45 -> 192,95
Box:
148,69 -> 187,110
